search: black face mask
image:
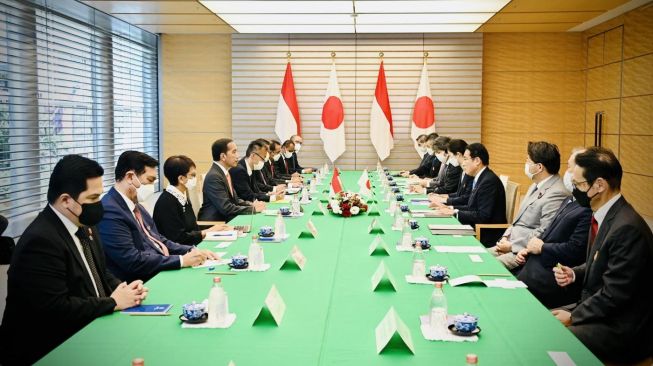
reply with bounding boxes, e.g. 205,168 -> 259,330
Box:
69,200 -> 104,226
572,187 -> 598,208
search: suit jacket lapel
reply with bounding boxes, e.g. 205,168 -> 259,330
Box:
214,164 -> 234,199
584,196 -> 626,281
44,206 -> 96,295
513,176 -> 560,223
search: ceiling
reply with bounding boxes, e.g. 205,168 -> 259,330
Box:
80,0 -> 649,34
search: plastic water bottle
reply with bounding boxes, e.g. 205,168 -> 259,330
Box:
412,245 -> 426,277
429,282 -> 448,336
301,187 -> 310,202
401,219 -> 413,248
393,213 -> 403,230
291,194 -> 301,215
388,199 -> 397,216
248,235 -> 264,267
208,277 -> 228,324
274,212 -> 286,239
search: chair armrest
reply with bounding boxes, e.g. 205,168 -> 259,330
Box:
475,224 -> 511,241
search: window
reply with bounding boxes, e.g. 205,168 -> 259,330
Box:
0,0 -> 159,237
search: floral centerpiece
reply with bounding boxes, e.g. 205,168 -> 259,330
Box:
326,191 -> 369,217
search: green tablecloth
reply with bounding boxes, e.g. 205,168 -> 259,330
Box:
40,171 -> 601,365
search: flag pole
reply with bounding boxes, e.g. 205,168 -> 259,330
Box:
424,51 -> 428,65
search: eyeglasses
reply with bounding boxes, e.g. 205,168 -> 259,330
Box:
571,180 -> 590,191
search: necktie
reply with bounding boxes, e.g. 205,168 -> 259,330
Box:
75,227 -> 107,297
225,171 -> 234,197
283,158 -> 289,174
472,178 -> 477,190
270,162 -> 275,176
133,206 -> 170,256
589,216 -> 599,247
260,170 -> 267,185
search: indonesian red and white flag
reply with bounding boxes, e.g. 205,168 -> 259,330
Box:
357,169 -> 372,196
370,61 -> 394,161
275,62 -> 301,142
411,63 -> 435,153
330,167 -> 344,195
320,62 -> 346,162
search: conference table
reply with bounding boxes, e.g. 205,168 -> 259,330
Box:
41,171 -> 601,365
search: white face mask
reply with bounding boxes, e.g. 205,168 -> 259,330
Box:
283,151 -> 293,159
135,177 -> 156,203
449,155 -> 460,167
563,171 -> 574,192
185,176 -> 197,190
426,148 -> 434,155
417,146 -> 426,156
294,143 -> 301,152
264,152 -> 270,162
436,152 -> 447,163
524,162 -> 540,180
272,153 -> 281,162
253,160 -> 264,170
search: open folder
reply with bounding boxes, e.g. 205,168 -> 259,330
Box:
428,224 -> 475,236
410,210 -> 452,218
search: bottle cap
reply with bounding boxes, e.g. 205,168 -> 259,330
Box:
132,358 -> 145,366
466,354 -> 478,364
213,277 -> 221,283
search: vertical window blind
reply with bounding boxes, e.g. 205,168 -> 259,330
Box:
0,0 -> 159,237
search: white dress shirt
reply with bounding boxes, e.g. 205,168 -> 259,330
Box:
49,204 -> 100,296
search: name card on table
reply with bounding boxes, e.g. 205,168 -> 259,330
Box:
298,219 -> 318,239
312,201 -> 327,216
253,285 -> 286,326
375,307 -> 415,355
280,245 -> 307,271
368,219 -> 385,234
371,261 -> 397,292
368,235 -> 390,256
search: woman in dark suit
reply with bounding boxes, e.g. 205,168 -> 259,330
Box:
154,155 -> 226,245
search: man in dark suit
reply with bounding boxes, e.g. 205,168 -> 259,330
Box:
231,140 -> 284,203
409,132 -> 440,178
516,194 -> 591,308
275,139 -> 297,176
399,133 -> 429,177
515,149 -> 591,308
289,135 -> 313,174
250,139 -> 286,195
410,138 -> 463,195
438,143 -> 507,246
266,139 -> 301,185
553,147 -> 653,365
0,155 -> 148,365
198,138 -> 266,223
98,151 -> 217,283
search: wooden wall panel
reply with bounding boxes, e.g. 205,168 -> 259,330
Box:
622,173 -> 653,217
621,95 -> 653,135
585,99 -> 620,134
482,33 -> 584,190
620,135 -> 653,175
622,53 -> 653,97
587,34 -> 604,68
161,34 -> 232,176
581,3 -> 653,221
604,27 -> 623,64
623,3 -> 653,59
586,62 -> 622,101
231,33 -> 483,170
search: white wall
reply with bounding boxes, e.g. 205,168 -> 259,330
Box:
231,33 -> 482,170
